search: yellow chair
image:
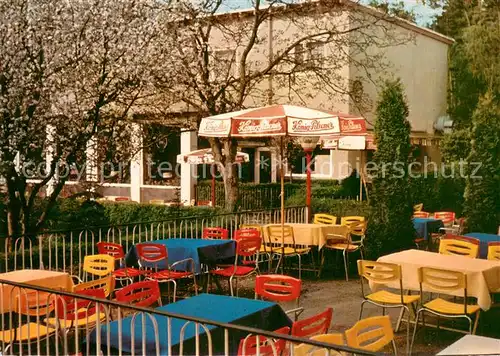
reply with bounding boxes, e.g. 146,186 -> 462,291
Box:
82,254 -> 115,281
318,224 -> 350,278
0,292 -> 56,354
357,260 -> 420,355
345,315 -> 397,353
266,225 -> 311,279
438,235 -> 480,258
487,242 -> 500,260
413,203 -> 424,212
410,267 -> 481,354
324,221 -> 366,281
340,216 -> 365,226
313,214 -> 337,225
294,333 -> 345,356
73,275 -> 116,298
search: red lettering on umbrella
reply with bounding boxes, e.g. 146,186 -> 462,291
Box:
340,118 -> 366,133
236,119 -> 283,134
292,119 -> 335,132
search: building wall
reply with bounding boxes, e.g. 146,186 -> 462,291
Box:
348,11 -> 450,133
183,5 -> 452,190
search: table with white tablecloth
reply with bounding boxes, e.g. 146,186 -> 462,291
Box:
373,249 -> 500,310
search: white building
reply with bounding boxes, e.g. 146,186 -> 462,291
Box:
14,1 -> 453,205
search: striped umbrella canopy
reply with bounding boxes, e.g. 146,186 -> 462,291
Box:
198,104 -> 367,265
199,105 -> 366,137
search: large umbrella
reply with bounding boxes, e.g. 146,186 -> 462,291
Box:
177,148 -> 250,207
199,104 -> 367,271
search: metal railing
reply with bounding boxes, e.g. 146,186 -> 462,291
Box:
0,279 -> 379,356
195,183 -> 303,209
3,206 -> 307,279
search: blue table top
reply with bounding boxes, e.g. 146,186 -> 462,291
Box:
413,218 -> 440,223
465,233 -> 500,242
125,238 -> 236,274
412,218 -> 444,240
93,294 -> 284,354
156,238 -> 233,249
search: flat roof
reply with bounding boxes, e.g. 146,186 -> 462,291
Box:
214,0 -> 454,45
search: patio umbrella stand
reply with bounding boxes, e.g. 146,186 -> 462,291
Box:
199,104 -> 367,273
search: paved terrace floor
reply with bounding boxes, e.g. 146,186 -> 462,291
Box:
206,274 -> 500,355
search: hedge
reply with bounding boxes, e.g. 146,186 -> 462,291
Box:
0,198 -> 225,238
409,175 -> 466,216
198,174 -> 365,210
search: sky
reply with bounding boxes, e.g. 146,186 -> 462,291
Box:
219,0 -> 443,27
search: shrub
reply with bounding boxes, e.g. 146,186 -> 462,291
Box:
0,197 -> 226,238
365,79 -> 415,259
464,95 -> 500,233
409,175 -> 466,216
102,202 -> 221,226
311,198 -> 371,218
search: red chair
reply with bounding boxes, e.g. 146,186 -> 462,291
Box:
49,289 -> 107,334
115,280 -> 161,307
434,211 -> 456,226
97,242 -> 147,284
136,243 -> 197,302
202,227 -> 229,240
413,212 -> 430,218
238,326 -> 290,356
291,308 -> 333,338
208,233 -> 261,296
255,274 -> 303,320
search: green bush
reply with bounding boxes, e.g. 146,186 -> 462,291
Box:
102,202 -> 222,226
365,79 -> 415,259
464,95 -> 500,234
409,175 -> 466,216
46,199 -> 110,231
311,198 -> 371,218
0,197 -> 226,238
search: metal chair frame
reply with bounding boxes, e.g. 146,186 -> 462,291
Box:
410,267 -> 481,354
136,243 -> 198,303
207,233 -> 260,296
358,260 -> 419,355
266,225 -> 311,279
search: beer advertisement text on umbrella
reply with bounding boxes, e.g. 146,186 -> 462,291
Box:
199,104 -> 367,271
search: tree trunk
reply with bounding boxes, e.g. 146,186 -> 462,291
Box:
6,196 -> 22,253
221,139 -> 240,212
223,162 -> 239,212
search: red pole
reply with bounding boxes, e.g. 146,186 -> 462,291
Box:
211,164 -> 216,207
305,150 -> 312,222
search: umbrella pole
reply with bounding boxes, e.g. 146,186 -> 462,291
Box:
280,137 -> 285,274
359,153 -> 363,201
211,164 -> 216,207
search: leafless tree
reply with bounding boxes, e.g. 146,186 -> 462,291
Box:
0,0 -> 174,241
155,0 -> 412,211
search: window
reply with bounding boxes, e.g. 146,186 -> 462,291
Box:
351,79 -> 364,104
211,49 -> 235,82
306,41 -> 325,68
294,43 -> 305,69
